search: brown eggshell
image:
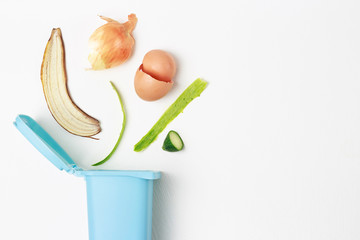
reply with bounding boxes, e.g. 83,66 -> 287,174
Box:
142,50 -> 176,82
134,65 -> 174,101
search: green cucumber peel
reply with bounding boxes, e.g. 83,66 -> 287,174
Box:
162,130 -> 184,152
93,81 -> 126,166
134,78 -> 207,152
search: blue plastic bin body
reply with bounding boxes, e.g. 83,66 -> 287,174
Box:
83,171 -> 160,240
14,115 -> 161,240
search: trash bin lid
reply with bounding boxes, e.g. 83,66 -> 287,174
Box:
14,115 -> 80,173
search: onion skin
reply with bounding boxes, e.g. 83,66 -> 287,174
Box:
88,14 -> 137,70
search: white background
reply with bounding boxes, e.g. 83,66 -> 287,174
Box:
1,0 -> 360,239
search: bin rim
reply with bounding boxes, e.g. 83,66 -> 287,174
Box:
78,170 -> 161,179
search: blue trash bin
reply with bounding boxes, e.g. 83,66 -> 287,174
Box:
14,114 -> 160,240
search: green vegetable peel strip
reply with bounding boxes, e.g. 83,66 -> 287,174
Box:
134,78 -> 207,152
93,81 -> 126,166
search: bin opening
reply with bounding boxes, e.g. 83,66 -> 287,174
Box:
14,115 -> 161,179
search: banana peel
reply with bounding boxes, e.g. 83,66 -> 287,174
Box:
41,28 -> 101,138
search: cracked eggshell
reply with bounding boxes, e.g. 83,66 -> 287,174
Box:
142,50 -> 176,82
134,65 -> 174,101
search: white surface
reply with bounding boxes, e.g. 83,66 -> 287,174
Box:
1,0 -> 360,239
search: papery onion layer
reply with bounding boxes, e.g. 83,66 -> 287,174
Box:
88,14 -> 137,70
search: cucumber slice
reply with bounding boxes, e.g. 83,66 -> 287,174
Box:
162,130 -> 184,152
134,78 -> 207,152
